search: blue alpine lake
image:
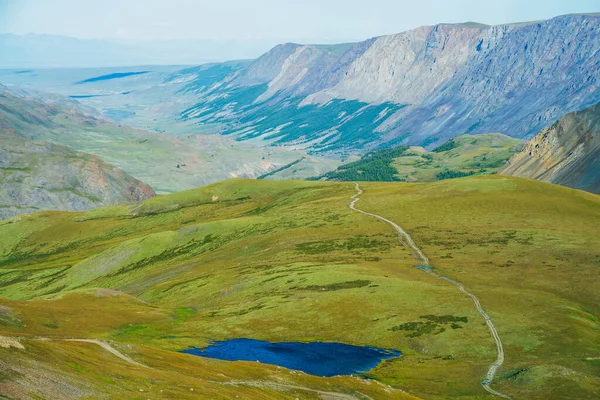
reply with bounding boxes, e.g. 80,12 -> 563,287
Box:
181,338 -> 400,377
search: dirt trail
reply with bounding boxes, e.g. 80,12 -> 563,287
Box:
31,337 -> 148,368
349,183 -> 511,399
221,380 -> 373,400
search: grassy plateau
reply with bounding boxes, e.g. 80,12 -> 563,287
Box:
0,176 -> 598,399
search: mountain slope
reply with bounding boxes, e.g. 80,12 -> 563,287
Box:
4,14 -> 597,156
0,85 -> 337,193
0,177 -> 598,399
499,102 -> 600,193
0,130 -> 155,219
0,86 -> 156,219
174,14 -> 600,152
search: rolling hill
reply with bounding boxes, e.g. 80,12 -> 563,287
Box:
0,177 -> 598,399
313,133 -> 522,182
499,101 -> 600,194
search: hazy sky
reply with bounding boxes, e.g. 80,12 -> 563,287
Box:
0,0 -> 598,42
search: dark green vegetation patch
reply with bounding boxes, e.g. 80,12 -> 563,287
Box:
182,86 -> 404,152
299,280 -> 372,292
296,235 -> 392,254
436,169 -> 478,180
390,315 -> 469,337
258,157 -> 306,180
432,138 -> 458,153
313,146 -> 409,182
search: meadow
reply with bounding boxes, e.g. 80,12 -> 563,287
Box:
0,176 -> 598,399
316,134 -> 521,183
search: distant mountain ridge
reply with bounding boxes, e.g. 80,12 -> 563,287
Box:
499,102 -> 600,194
176,13 -> 600,153
0,34 -> 281,67
2,14 -> 598,170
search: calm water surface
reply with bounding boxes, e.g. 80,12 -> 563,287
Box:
181,338 -> 401,377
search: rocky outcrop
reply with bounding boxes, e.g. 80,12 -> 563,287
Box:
498,102 -> 600,194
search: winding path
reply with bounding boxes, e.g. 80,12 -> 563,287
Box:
220,381 -> 374,400
65,339 -> 148,368
32,337 -> 148,368
349,183 -> 511,399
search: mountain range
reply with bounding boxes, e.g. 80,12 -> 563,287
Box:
0,13 -> 598,209
0,34 -> 281,67
172,13 -> 600,153
3,14 -> 599,158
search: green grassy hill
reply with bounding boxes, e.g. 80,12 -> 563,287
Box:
316,134 -> 522,182
0,177 -> 598,399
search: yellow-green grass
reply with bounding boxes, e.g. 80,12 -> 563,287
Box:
0,177 -> 598,399
359,176 -> 600,399
392,134 -> 522,181
1,292 -> 415,399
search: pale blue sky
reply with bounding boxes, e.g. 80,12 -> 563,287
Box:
0,0 -> 598,42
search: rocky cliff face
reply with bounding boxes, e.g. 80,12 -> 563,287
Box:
499,102 -> 600,194
232,41 -> 372,102
397,15 -> 600,145
304,23 -> 489,105
179,14 -> 600,152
